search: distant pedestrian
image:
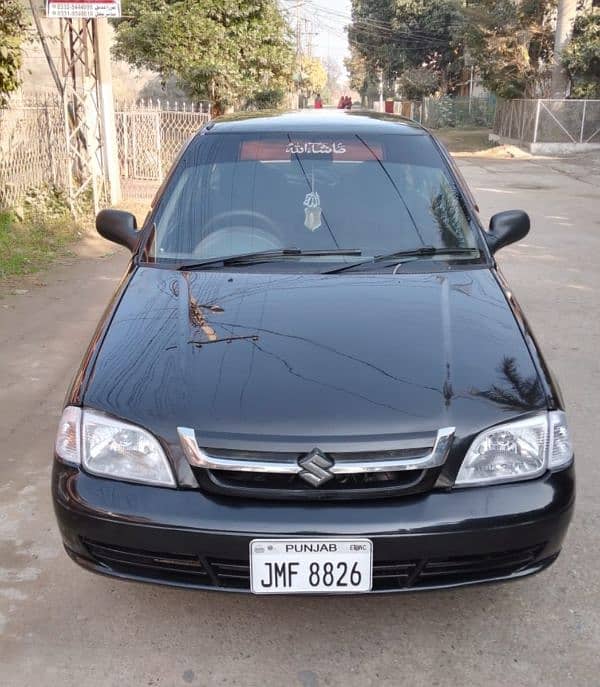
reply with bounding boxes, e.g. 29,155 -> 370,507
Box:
314,93 -> 323,109
337,95 -> 345,109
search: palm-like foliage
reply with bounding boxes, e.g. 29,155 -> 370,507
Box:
430,180 -> 468,248
473,356 -> 544,410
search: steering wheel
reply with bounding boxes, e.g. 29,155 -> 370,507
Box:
193,210 -> 284,256
285,167 -> 338,188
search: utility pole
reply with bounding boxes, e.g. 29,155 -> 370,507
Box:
295,1 -> 304,109
551,0 -> 578,97
94,18 -> 121,204
303,17 -> 316,57
59,18 -> 104,214
41,0 -> 122,214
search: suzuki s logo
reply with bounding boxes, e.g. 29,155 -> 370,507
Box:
298,448 -> 334,487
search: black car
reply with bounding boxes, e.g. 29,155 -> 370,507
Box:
53,110 -> 574,594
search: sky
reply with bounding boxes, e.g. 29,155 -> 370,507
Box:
281,0 -> 352,67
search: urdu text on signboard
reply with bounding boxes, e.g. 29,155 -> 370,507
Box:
46,0 -> 121,19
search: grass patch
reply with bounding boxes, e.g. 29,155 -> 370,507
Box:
435,128 -> 495,153
0,189 -> 83,280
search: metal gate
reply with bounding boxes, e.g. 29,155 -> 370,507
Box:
118,110 -> 162,180
115,99 -> 211,199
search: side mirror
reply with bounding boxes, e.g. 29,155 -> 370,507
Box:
486,210 -> 530,254
96,209 -> 139,252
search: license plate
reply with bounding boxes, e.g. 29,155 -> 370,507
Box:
250,538 -> 372,594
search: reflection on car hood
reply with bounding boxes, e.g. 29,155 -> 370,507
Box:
84,267 -> 546,447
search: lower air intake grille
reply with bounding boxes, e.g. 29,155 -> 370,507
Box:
208,559 -> 251,588
83,540 -> 212,585
373,546 -> 544,589
83,540 -> 545,591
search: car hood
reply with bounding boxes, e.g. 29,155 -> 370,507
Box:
84,266 -> 546,449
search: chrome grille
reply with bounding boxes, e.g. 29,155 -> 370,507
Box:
201,467 -> 430,500
178,427 -> 455,500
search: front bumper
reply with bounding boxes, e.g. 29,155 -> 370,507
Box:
52,461 -> 575,593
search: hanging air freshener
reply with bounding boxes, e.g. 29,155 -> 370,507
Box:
303,171 -> 322,232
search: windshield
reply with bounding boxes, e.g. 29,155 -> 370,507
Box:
147,131 -> 480,265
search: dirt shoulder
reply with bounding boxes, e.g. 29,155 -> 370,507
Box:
435,127 -> 534,159
0,198 -> 148,298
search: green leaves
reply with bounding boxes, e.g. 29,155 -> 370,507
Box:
461,0 -> 555,99
0,0 -> 28,107
397,66 -> 439,100
346,0 -> 565,101
114,0 -> 294,111
295,56 -> 327,95
346,0 -> 466,99
562,8 -> 600,98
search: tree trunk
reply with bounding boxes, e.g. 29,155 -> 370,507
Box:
551,0 -> 578,97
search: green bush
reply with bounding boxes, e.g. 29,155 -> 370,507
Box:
0,187 -> 81,279
0,0 -> 27,106
245,88 -> 286,110
562,9 -> 600,99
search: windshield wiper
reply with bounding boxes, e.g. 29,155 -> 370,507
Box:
322,245 -> 480,274
177,248 -> 362,270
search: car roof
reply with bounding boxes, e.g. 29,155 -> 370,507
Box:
202,109 -> 428,136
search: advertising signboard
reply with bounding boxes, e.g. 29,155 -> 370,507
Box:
46,0 -> 121,18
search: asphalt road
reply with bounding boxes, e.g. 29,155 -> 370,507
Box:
1,153 -> 599,686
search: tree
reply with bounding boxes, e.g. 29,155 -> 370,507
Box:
113,0 -> 294,113
391,0 -> 465,95
461,0 -> 556,99
295,55 -> 327,98
0,0 -> 27,107
561,8 -> 600,98
347,0 -> 399,98
346,0 -> 465,102
345,46 -> 378,103
397,65 -> 439,99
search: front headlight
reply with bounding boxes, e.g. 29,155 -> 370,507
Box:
55,406 -> 176,487
456,411 -> 572,487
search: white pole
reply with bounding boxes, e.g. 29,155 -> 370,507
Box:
93,18 -> 121,204
533,99 -> 541,144
580,99 -> 587,143
468,65 -> 474,114
551,0 -> 578,97
122,112 -> 129,179
156,111 -> 162,181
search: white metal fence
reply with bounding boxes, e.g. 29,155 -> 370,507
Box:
0,96 -> 69,208
116,99 -> 211,200
0,97 -> 212,210
494,99 -> 600,148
